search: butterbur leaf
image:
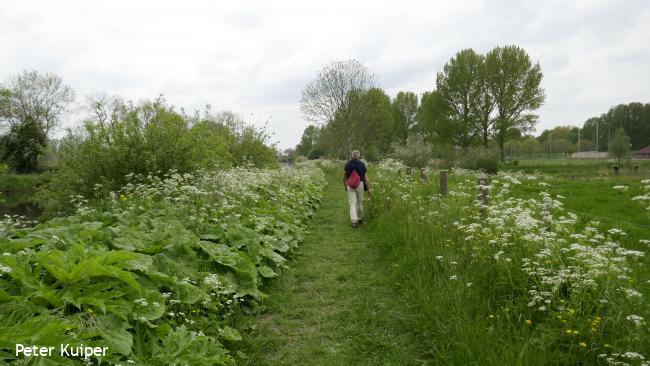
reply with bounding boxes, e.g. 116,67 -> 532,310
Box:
219,326 -> 242,342
38,246 -> 142,290
169,280 -> 205,304
75,314 -> 133,356
133,291 -> 166,320
146,325 -> 232,366
257,266 -> 277,278
198,241 -> 238,266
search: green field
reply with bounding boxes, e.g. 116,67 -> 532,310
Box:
502,158 -> 650,178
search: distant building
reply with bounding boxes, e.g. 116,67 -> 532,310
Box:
635,146 -> 650,160
570,151 -> 609,159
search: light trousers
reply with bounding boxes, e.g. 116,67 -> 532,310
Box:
347,182 -> 364,223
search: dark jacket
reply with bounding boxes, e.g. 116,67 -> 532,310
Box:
344,159 -> 368,191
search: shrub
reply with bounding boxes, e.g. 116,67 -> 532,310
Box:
39,97 -> 277,216
476,156 -> 499,174
390,134 -> 433,168
307,147 -> 324,160
456,148 -> 500,174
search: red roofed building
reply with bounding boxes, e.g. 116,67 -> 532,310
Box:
635,146 -> 650,159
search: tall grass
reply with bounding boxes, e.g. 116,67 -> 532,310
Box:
367,160 -> 650,365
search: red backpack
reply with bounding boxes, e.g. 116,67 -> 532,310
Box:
347,170 -> 361,189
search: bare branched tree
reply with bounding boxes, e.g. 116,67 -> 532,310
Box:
1,70 -> 75,137
300,59 -> 376,124
86,93 -> 127,126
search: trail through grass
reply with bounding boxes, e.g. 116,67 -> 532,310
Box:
234,169 -> 423,366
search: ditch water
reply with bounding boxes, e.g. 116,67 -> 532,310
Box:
0,190 -> 43,222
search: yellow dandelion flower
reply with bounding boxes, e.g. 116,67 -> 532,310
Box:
525,319 -> 532,326
573,330 -> 579,335
604,343 -> 610,348
579,342 -> 587,348
64,325 -> 73,331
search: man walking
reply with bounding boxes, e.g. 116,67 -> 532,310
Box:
343,150 -> 372,228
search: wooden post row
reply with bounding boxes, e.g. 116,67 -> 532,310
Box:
440,170 -> 448,195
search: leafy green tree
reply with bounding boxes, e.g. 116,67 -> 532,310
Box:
543,138 -> 573,155
0,116 -> 45,172
0,88 -> 11,125
392,91 -> 418,144
436,49 -> 484,148
476,56 -> 496,149
581,103 -> 650,151
610,127 -> 631,165
295,125 -> 319,157
318,88 -> 394,160
486,45 -> 545,161
357,88 -> 395,158
519,136 -> 541,156
416,90 -> 451,143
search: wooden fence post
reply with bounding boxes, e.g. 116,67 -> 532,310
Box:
440,170 -> 448,195
477,176 -> 488,218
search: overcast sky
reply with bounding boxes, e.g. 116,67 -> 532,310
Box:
2,0 -> 649,149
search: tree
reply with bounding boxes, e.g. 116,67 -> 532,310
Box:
392,91 -> 418,144
0,70 -> 75,138
476,56 -> 496,149
543,138 -> 572,155
0,88 -> 11,125
581,103 -> 650,152
300,59 -> 376,125
318,88 -> 394,160
436,49 -> 484,148
300,60 -> 376,157
353,88 -> 394,158
520,136 -> 541,156
486,46 -> 545,161
295,125 -> 320,157
0,116 -> 46,172
610,127 -> 631,165
416,90 -> 451,143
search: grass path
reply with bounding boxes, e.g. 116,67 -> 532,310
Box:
234,170 -> 423,366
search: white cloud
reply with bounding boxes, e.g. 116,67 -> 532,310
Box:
1,0 -> 649,149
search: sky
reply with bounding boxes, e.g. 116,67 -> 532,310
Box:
1,0 -> 649,149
